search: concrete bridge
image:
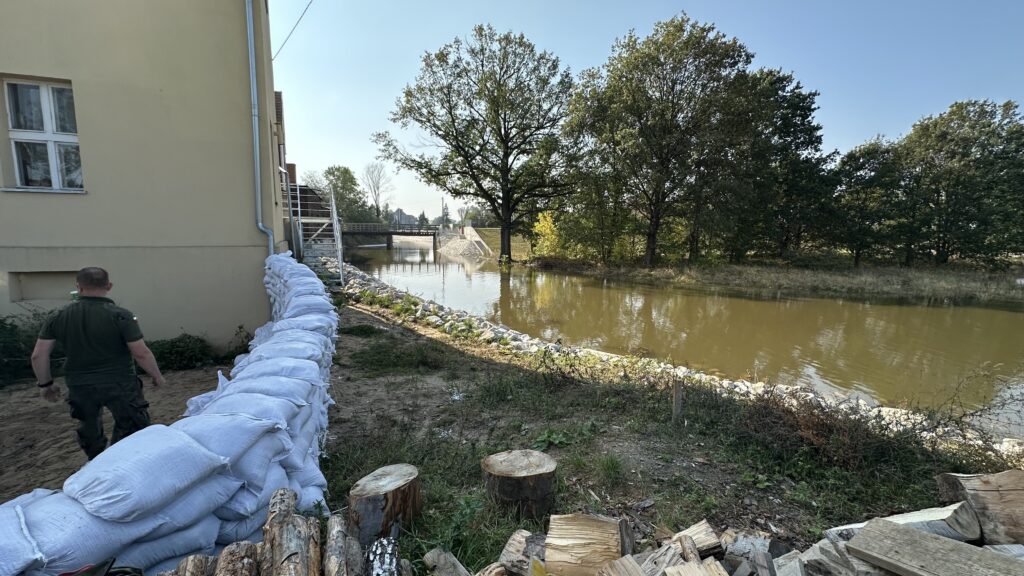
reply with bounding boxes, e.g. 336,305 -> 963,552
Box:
340,222 -> 440,250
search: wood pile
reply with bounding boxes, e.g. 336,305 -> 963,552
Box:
157,469 -> 1024,576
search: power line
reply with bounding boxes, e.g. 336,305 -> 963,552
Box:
272,0 -> 315,61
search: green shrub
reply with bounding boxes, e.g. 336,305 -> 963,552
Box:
0,310 -> 61,385
149,333 -> 214,370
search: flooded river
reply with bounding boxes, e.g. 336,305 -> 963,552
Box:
351,245 -> 1024,411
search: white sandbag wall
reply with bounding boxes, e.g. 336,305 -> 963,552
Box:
0,253 -> 337,576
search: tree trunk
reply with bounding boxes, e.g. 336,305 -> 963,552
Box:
481,449 -> 557,519
687,227 -> 700,262
348,464 -> 422,547
853,248 -> 862,268
644,214 -> 661,268
500,218 -> 513,263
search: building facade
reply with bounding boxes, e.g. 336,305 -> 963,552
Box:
0,0 -> 290,346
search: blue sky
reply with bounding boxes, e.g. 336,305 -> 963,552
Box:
268,0 -> 1023,218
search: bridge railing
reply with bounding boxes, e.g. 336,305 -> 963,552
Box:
341,222 -> 439,234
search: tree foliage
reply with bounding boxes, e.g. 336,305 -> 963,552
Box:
374,24 -> 575,261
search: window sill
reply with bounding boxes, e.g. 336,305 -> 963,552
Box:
1,187 -> 87,195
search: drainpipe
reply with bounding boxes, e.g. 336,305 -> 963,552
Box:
246,0 -> 275,257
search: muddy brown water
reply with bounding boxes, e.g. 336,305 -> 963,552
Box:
351,246 -> 1024,414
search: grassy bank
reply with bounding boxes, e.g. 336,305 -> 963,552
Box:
529,257 -> 1024,306
324,302 -> 1019,573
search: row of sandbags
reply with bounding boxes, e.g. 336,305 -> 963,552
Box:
0,253 -> 338,576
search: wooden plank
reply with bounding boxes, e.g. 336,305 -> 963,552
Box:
663,565 -> 708,576
846,519 -> 1024,576
935,470 -> 1024,544
424,547 -> 472,576
500,530 -> 547,576
672,381 -> 683,425
699,558 -> 729,576
825,502 -> 980,543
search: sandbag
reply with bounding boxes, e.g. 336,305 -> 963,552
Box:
63,425 -> 229,522
144,474 -> 244,541
270,313 -> 338,339
281,295 -> 334,318
261,328 -> 332,350
230,358 -> 323,385
298,486 -> 327,514
116,514 -> 220,572
0,504 -> 42,576
172,413 -> 285,462
215,464 -> 288,521
21,492 -> 165,576
184,390 -> 219,417
198,393 -> 305,426
234,341 -> 329,370
291,456 -> 327,489
229,432 -> 294,489
217,507 -> 268,545
1,488 -> 56,511
218,376 -> 318,406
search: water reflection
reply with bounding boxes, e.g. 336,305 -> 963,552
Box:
353,246 -> 1024,409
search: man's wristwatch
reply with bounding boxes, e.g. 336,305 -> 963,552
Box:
37,380 -> 54,388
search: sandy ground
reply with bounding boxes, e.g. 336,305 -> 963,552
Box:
0,367 -> 222,502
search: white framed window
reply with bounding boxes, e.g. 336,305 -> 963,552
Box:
4,80 -> 83,190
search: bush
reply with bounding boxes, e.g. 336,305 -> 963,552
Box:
148,333 -> 214,370
0,310 -> 61,385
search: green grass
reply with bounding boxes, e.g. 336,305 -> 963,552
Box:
339,323 -> 386,338
349,335 -> 451,376
473,228 -> 533,261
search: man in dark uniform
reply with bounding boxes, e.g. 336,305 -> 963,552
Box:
30,267 -> 167,459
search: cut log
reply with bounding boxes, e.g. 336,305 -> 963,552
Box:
671,381 -> 683,425
675,537 -> 699,563
935,470 -> 1024,544
846,518 -> 1024,576
482,450 -> 557,519
325,514 -> 366,576
213,542 -> 259,576
349,464 -> 422,547
368,538 -> 400,576
424,547 -> 472,576
671,520 -> 722,558
825,502 -> 980,543
270,515 -> 314,576
308,517 -> 323,576
499,529 -> 547,576
177,555 -> 218,576
793,541 -> 851,576
597,556 -> 644,576
477,562 -> 508,576
401,560 -> 414,576
269,488 -> 299,522
546,513 -> 631,576
639,544 -> 684,576
258,542 -> 273,576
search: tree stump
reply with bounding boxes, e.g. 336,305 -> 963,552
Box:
348,464 -> 422,547
481,450 -> 557,518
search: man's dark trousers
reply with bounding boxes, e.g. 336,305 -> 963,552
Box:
66,377 -> 151,459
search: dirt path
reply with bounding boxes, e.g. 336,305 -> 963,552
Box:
0,368 -> 220,501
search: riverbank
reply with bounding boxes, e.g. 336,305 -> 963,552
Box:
527,257 -> 1024,307
319,262 -> 1020,571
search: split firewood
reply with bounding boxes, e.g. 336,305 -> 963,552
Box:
675,536 -> 699,563
268,488 -> 299,523
270,514 -> 314,576
476,562 -> 508,576
662,565 -> 707,576
545,513 -> 632,576
639,543 -> 684,576
325,514 -> 366,576
750,551 -> 776,576
177,555 -> 218,576
349,464 -> 422,547
670,520 -> 722,558
699,558 -> 729,576
308,517 -> 323,576
424,547 -> 472,576
367,538 -> 400,576
935,469 -> 1024,544
499,529 -> 547,576
847,518 -> 1024,576
481,449 -> 557,519
824,501 -> 981,543
401,560 -> 414,576
597,556 -> 644,576
213,542 -> 259,576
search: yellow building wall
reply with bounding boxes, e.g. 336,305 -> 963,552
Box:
0,0 -> 289,346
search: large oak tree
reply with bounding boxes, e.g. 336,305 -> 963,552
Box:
374,25 -> 574,262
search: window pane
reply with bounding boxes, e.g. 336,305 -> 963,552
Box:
51,87 -> 78,134
14,141 -> 52,187
7,83 -> 44,131
56,143 -> 84,189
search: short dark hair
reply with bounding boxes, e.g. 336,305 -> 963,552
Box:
76,267 -> 110,289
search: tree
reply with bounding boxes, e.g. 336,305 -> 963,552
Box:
440,201 -> 451,227
567,15 -> 752,266
374,24 -> 575,262
360,162 -> 394,219
832,139 -> 902,266
307,165 -> 377,222
418,211 -> 429,226
456,205 -> 469,225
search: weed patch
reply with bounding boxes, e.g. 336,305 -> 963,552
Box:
339,324 -> 386,338
148,333 -> 214,370
350,336 -> 450,376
